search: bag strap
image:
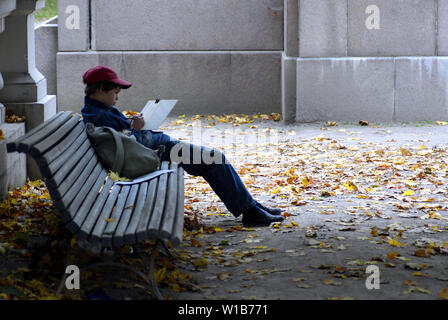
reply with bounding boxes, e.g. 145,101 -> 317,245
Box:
103,127 -> 125,174
114,169 -> 175,185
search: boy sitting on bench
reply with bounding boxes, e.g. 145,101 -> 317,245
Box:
80,66 -> 284,227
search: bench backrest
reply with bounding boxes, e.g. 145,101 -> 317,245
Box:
7,112 -> 106,224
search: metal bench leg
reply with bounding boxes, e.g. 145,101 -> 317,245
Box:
55,239 -> 170,300
55,242 -> 161,300
159,239 -> 173,259
55,239 -> 72,298
149,239 -> 165,300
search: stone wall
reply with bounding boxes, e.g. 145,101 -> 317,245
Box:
35,16 -> 57,96
49,0 -> 448,121
56,0 -> 283,115
283,0 -> 448,123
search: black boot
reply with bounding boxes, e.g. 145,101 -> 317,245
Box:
256,202 -> 283,216
242,205 -> 284,227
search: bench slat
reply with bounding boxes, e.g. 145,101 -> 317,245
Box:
77,177 -> 115,241
170,166 -> 185,247
159,162 -> 179,239
47,148 -> 96,199
58,163 -> 104,224
123,181 -> 150,244
112,184 -> 140,247
135,178 -> 158,242
54,156 -> 100,213
102,185 -> 131,247
46,139 -> 92,188
147,161 -> 170,239
29,115 -> 82,157
36,119 -> 85,168
66,170 -> 109,234
90,184 -> 122,244
6,111 -> 65,153
17,111 -> 73,153
44,131 -> 89,178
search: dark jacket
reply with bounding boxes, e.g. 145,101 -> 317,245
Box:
81,96 -> 142,143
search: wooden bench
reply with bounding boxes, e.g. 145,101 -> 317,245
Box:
6,108 -> 184,299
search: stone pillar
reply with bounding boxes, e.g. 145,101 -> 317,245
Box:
0,0 -> 56,179
282,0 -> 298,124
0,0 -> 17,119
0,0 -> 26,200
0,72 -> 4,123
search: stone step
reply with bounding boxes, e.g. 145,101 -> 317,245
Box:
282,56 -> 448,123
0,122 -> 26,201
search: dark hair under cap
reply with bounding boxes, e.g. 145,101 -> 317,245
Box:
84,81 -> 120,97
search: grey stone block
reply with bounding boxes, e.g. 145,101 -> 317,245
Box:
284,0 -> 298,57
7,95 -> 57,132
0,122 -> 26,200
296,58 -> 395,122
7,95 -> 57,179
298,0 -> 347,57
58,0 -> 89,51
437,0 -> 448,55
282,54 -> 296,124
348,0 -> 437,56
56,51 -> 99,110
35,23 -> 57,95
91,0 -> 283,50
395,57 -> 448,122
0,0 -> 16,19
56,51 -> 282,115
0,103 -> 4,123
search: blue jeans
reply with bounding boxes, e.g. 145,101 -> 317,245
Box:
141,130 -> 256,217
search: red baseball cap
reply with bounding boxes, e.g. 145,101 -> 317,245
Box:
83,66 -> 132,89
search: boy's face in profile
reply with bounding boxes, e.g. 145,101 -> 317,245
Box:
96,86 -> 121,106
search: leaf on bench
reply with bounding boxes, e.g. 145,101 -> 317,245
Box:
108,171 -> 132,182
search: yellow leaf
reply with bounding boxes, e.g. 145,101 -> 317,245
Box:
154,267 -> 166,284
323,279 -> 343,286
191,239 -> 202,247
104,218 -> 116,223
439,288 -> 448,300
344,181 -> 359,192
414,249 -> 428,258
302,176 -> 312,187
270,187 -> 281,194
389,238 -> 407,247
193,258 -> 209,269
387,252 -> 400,260
400,148 -> 412,156
412,272 -> 429,277
109,171 -> 131,182
403,190 -> 414,196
